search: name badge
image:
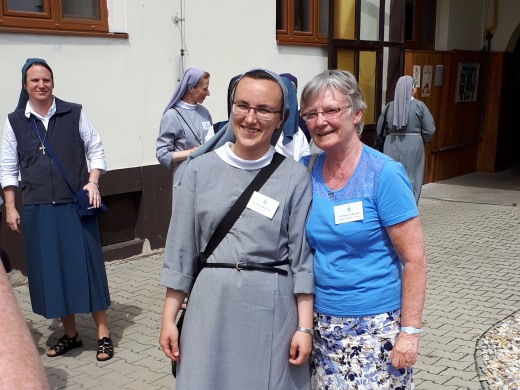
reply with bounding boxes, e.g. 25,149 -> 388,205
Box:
202,121 -> 212,131
334,201 -> 364,224
247,191 -> 279,219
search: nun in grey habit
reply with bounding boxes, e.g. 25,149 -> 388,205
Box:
159,69 -> 314,390
376,75 -> 436,203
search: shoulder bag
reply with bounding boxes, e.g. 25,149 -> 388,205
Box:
374,104 -> 391,152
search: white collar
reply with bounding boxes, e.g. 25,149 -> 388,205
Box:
176,100 -> 197,111
25,97 -> 56,120
215,142 -> 276,170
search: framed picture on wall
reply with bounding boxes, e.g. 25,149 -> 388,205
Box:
456,63 -> 480,102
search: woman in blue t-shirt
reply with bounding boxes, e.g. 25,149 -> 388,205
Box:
300,70 -> 427,389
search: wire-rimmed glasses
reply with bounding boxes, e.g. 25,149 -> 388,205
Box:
232,102 -> 282,121
301,105 -> 351,122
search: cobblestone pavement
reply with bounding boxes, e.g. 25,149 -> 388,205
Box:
12,183 -> 520,389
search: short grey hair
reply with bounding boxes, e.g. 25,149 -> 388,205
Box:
300,70 -> 367,135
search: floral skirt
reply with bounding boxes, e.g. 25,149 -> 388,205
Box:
311,310 -> 414,390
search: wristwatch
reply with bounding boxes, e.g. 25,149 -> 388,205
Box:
400,326 -> 423,334
296,326 -> 314,336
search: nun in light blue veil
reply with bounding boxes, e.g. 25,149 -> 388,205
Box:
173,69 -> 297,187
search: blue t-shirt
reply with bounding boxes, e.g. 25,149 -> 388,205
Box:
302,145 -> 418,317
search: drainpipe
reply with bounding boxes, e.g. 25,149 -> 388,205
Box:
479,0 -> 498,139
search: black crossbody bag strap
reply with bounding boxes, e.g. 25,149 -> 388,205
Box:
172,153 -> 285,377
199,152 -> 285,267
172,108 -> 202,145
29,117 -> 76,195
381,104 -> 390,137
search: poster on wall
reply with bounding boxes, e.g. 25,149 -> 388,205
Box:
456,63 -> 480,102
422,65 -> 432,97
413,65 -> 421,88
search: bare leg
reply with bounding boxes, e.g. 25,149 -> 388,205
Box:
91,310 -> 110,339
61,314 -> 79,338
47,314 -> 82,357
92,310 -> 112,361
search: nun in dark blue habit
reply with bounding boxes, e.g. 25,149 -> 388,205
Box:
0,58 -> 113,361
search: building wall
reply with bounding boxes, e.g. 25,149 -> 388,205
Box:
0,1 -> 328,172
436,0 -> 520,52
0,0 -> 328,271
2,0 -> 518,271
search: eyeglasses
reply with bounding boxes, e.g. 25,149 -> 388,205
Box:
301,105 -> 351,122
232,102 -> 282,121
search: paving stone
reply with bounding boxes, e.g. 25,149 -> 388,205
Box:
11,184 -> 520,389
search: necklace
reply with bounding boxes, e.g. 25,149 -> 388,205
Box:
324,143 -> 361,198
31,118 -> 48,155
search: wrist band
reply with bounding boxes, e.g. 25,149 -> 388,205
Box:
88,180 -> 99,188
400,326 -> 422,334
296,326 -> 314,336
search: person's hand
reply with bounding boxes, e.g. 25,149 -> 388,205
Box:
288,331 -> 312,365
159,319 -> 180,362
390,332 -> 420,368
5,207 -> 21,234
84,182 -> 101,208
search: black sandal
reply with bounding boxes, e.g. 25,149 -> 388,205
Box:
96,336 -> 114,361
47,333 -> 83,357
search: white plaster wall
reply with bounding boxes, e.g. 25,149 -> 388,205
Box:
436,0 -> 519,53
483,0 -> 520,52
0,0 -> 327,172
437,0 -> 487,51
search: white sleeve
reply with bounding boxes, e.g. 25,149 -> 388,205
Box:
79,109 -> 107,173
0,118 -> 20,188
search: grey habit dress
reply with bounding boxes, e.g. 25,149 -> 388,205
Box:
156,101 -> 212,184
159,144 -> 314,390
376,99 -> 435,203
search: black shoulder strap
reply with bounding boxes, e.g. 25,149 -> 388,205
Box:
29,117 -> 75,195
172,108 -> 202,145
200,152 -> 285,262
381,103 -> 391,136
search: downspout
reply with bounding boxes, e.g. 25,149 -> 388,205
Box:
172,0 -> 186,81
480,0 -> 498,139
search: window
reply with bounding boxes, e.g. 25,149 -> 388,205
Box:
276,0 -> 329,46
0,0 -> 109,36
404,0 -> 436,50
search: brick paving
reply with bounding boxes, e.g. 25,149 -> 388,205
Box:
12,183 -> 520,389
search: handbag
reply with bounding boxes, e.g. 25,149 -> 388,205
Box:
374,104 -> 391,152
72,189 -> 108,217
172,152 -> 286,377
30,118 -> 108,217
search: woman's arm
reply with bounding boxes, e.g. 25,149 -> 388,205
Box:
418,102 -> 436,144
0,266 -> 50,389
289,293 -> 314,365
156,110 -> 191,167
159,288 -> 187,361
385,216 -> 427,368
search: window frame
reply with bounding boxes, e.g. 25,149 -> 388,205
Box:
0,0 -> 116,37
404,0 -> 436,50
276,0 -> 328,47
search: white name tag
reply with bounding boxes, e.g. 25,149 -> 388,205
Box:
202,121 -> 212,131
247,191 -> 279,219
334,201 -> 364,224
